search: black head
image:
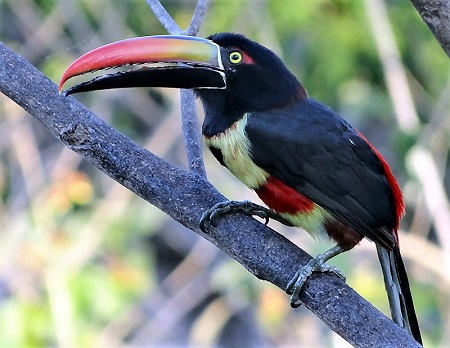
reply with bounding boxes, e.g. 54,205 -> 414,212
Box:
196,33 -> 307,117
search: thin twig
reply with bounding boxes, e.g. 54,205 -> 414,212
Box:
146,0 -> 181,34
147,0 -> 207,176
184,0 -> 210,36
180,89 -> 207,176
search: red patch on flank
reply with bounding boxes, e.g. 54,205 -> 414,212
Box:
357,131 -> 404,241
255,176 -> 314,214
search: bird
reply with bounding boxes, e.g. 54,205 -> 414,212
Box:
59,32 -> 422,344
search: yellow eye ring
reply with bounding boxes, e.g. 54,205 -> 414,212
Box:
229,51 -> 243,64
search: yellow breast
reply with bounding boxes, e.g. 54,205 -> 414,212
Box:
204,114 -> 269,189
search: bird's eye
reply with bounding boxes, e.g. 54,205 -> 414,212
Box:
229,50 -> 243,64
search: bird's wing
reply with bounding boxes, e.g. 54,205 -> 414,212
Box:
245,98 -> 398,248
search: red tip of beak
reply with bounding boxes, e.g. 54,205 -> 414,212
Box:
59,38 -> 144,93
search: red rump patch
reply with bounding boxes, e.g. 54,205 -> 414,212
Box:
255,176 -> 314,214
357,131 -> 405,239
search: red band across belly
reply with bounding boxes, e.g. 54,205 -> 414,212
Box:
255,176 -> 314,214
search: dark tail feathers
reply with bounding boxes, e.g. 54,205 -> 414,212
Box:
376,244 -> 422,345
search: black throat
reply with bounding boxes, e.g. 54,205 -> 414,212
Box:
197,89 -> 247,137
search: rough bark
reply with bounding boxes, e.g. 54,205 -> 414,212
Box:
409,0 -> 450,57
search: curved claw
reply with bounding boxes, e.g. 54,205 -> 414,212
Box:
209,204 -> 229,225
199,200 -> 293,232
285,245 -> 346,308
199,200 -> 278,232
199,205 -> 218,231
199,201 -> 234,232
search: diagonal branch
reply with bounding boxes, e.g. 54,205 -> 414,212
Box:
146,0 -> 181,35
184,0 -> 210,36
147,0 -> 207,176
0,42 -> 421,348
409,0 -> 450,58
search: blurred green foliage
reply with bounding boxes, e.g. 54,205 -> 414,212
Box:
1,0 -> 449,346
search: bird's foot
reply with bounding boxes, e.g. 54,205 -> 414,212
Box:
286,245 -> 346,308
200,200 -> 288,231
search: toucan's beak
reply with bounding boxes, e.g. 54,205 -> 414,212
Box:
59,35 -> 226,96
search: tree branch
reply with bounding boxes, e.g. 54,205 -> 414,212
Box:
0,42 -> 421,348
146,0 -> 181,35
180,89 -> 207,176
409,0 -> 450,58
147,0 -> 207,176
184,0 -> 210,36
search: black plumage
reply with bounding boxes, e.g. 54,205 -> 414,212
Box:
244,98 -> 397,249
